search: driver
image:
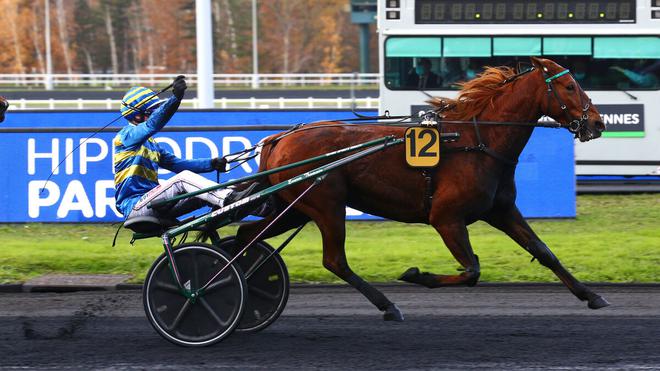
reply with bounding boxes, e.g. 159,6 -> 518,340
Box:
113,76 -> 254,221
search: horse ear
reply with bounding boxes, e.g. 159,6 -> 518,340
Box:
530,56 -> 544,70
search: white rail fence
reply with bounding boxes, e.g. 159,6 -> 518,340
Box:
7,97 -> 379,110
0,73 -> 381,88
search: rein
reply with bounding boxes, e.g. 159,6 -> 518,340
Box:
222,116 -> 562,166
224,66 -> 591,167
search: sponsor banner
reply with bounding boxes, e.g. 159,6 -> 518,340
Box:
597,104 -> 644,138
0,110 -> 575,222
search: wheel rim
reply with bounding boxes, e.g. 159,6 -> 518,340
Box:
218,239 -> 289,332
145,245 -> 245,346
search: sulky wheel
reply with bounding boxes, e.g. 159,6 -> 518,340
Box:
217,237 -> 290,333
143,243 -> 247,347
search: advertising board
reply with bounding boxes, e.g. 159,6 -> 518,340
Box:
0,110 -> 575,222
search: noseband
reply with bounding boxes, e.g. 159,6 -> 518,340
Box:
542,69 -> 592,137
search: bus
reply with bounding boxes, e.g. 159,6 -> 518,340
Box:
377,0 -> 660,177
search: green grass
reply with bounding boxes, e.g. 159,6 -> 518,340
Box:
1,194 -> 658,284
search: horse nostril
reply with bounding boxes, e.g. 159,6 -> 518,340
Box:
594,120 -> 605,132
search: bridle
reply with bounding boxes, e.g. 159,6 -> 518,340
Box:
541,68 -> 592,138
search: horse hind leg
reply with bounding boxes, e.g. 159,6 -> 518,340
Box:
307,203 -> 404,321
399,220 -> 481,288
235,201 -> 310,246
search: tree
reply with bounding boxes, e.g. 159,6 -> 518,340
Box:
74,0 -> 106,73
1,0 -> 28,74
30,1 -> 46,74
103,2 -> 118,74
55,0 -> 74,74
213,0 -> 239,72
0,0 -> 370,74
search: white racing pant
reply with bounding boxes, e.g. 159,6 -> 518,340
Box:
127,170 -> 232,219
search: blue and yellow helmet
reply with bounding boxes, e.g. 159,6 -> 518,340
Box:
120,86 -> 162,121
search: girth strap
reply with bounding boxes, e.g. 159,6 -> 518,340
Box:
421,169 -> 434,218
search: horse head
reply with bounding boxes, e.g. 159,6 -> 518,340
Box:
530,57 -> 604,142
0,96 -> 8,123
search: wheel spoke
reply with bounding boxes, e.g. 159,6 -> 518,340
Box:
167,299 -> 192,331
198,297 -> 229,327
204,275 -> 234,294
244,252 -> 266,278
192,250 -> 200,289
154,281 -> 181,294
249,285 -> 279,301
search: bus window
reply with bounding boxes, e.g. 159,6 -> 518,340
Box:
591,37 -> 660,89
384,36 -> 660,91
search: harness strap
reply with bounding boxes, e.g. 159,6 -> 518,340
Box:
421,169 -> 434,218
441,146 -> 517,166
438,118 -> 517,166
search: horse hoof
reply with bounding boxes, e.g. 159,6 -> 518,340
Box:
398,267 -> 420,283
588,295 -> 610,310
383,304 -> 404,322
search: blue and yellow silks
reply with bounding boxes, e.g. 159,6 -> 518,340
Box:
113,95 -> 213,217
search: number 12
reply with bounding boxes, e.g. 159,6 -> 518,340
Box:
406,128 -> 438,157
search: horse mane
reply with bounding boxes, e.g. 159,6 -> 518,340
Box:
428,66 -> 517,121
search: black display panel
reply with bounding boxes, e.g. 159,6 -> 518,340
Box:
415,0 -> 636,23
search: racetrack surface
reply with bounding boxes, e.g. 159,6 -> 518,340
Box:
1,285 -> 658,370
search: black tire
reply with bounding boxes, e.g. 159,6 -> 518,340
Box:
217,237 -> 290,333
143,243 -> 247,347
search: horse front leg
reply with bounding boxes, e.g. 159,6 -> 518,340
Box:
484,205 -> 610,309
400,220 -> 481,287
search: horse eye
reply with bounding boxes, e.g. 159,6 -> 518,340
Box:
567,84 -> 575,91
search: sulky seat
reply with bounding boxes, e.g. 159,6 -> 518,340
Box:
123,215 -> 180,234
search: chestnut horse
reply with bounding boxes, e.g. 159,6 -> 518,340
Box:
0,96 -> 8,123
237,57 -> 608,321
